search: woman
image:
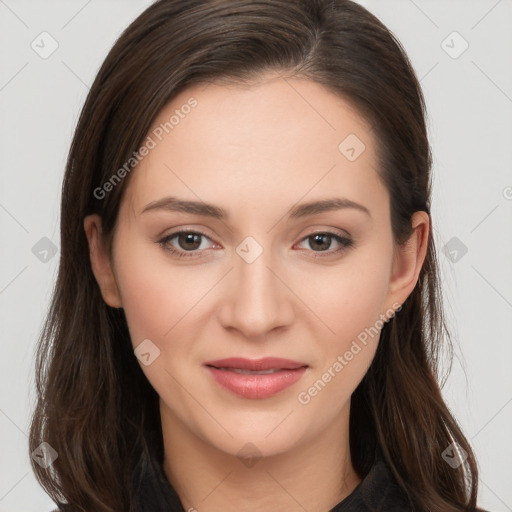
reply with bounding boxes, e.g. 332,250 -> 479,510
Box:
29,0 -> 489,510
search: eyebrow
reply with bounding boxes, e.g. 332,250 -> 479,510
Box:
140,196 -> 371,220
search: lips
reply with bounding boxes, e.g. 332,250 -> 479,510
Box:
204,357 -> 307,371
203,357 -> 308,399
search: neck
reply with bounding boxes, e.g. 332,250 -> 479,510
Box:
161,399 -> 361,512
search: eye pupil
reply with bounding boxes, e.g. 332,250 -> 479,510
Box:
310,234 -> 331,251
179,232 -> 202,250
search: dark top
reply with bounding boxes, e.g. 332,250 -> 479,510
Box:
52,454 -> 491,512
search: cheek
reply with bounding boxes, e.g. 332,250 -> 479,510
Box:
295,246 -> 392,344
295,241 -> 393,396
113,240 -> 201,348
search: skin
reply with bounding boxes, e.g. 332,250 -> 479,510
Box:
84,72 -> 429,512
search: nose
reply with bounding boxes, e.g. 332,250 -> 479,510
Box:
217,240 -> 295,340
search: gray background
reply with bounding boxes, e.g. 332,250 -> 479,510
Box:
0,1 -> 511,511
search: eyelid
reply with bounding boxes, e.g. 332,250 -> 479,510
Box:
157,228 -> 217,257
296,226 -> 351,241
157,228 -> 354,259
293,230 -> 353,257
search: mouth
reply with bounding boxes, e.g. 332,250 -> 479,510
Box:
203,357 -> 309,399
210,367 -> 291,375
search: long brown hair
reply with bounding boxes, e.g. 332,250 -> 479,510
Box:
29,1 -> 480,510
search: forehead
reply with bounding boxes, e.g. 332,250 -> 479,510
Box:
121,74 -> 387,221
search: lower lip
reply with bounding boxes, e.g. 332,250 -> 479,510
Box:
205,366 -> 308,399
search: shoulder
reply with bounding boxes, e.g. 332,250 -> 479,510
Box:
331,460 -> 494,512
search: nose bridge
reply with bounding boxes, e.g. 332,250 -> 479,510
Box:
220,235 -> 292,336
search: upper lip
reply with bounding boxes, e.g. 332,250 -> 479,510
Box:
204,357 -> 308,371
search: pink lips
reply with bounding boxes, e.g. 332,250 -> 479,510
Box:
203,357 -> 308,399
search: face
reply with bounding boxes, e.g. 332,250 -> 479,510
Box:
85,73 -> 427,459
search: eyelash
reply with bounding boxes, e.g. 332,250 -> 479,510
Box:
157,229 -> 354,259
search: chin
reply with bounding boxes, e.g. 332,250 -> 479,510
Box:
195,409 -> 317,461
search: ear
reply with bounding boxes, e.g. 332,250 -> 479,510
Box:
383,211 -> 430,314
83,214 -> 122,308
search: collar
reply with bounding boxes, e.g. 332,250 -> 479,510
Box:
134,455 -> 412,512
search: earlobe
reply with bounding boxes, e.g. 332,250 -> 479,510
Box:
83,214 -> 122,308
385,211 -> 430,311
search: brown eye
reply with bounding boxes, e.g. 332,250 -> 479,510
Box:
158,230 -> 215,258
296,232 -> 353,257
176,232 -> 203,251
308,234 -> 334,251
